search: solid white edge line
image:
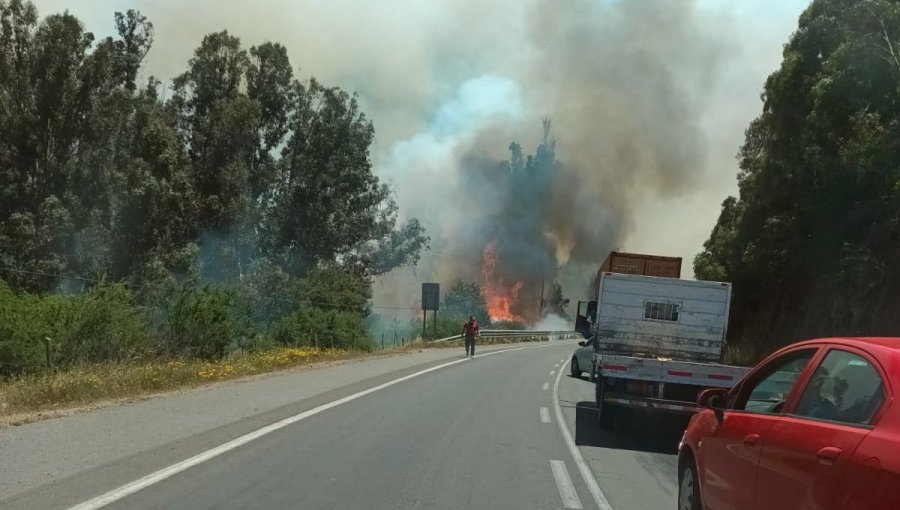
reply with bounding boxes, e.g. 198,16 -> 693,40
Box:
542,382 -> 550,391
550,459 -> 584,509
553,359 -> 614,510
67,344 -> 538,510
540,406 -> 551,424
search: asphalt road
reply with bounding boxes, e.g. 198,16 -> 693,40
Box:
4,342 -> 680,510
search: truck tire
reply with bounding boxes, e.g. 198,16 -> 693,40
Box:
595,377 -> 615,429
588,361 -> 597,382
570,357 -> 582,378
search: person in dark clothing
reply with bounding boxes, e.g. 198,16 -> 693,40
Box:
462,315 -> 480,358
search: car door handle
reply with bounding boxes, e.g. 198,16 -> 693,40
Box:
817,446 -> 843,465
743,433 -> 760,448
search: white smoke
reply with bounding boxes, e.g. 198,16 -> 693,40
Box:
533,313 -> 572,332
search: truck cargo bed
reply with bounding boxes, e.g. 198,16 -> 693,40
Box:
594,273 -> 731,362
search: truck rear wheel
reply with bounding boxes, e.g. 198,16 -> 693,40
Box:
570,357 -> 582,378
595,378 -> 615,428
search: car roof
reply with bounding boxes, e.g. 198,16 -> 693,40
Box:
786,337 -> 900,354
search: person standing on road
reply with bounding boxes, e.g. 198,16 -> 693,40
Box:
462,315 -> 480,358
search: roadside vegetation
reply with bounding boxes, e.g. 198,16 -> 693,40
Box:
0,2 -> 432,378
695,0 -> 900,362
0,347 -> 358,420
0,335 -> 550,421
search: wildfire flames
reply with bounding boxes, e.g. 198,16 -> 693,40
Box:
481,242 -> 525,323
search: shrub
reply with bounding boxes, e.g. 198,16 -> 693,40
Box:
0,282 -> 150,376
56,284 -> 151,366
162,285 -> 235,360
269,306 -> 371,350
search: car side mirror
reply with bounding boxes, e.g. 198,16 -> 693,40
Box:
577,341 -> 586,347
698,388 -> 727,424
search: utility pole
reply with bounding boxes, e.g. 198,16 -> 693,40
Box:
539,279 -> 545,318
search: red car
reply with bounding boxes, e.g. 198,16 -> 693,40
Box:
677,337 -> 899,510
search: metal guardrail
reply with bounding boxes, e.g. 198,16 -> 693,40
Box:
430,330 -> 581,343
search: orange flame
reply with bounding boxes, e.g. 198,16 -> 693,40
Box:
481,242 -> 525,322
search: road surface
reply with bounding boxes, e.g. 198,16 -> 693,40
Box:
2,342 -> 678,509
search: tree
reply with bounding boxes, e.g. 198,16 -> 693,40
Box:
0,2 -> 157,291
695,0 -> 900,357
0,2 -> 429,365
543,282 -> 570,320
266,78 -> 428,276
443,280 -> 489,325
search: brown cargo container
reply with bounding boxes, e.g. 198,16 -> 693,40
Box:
591,251 -> 682,299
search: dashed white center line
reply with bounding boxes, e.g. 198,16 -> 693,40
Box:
542,382 -> 550,391
554,360 -> 614,510
540,406 -> 551,423
550,370 -> 556,376
550,460 -> 583,509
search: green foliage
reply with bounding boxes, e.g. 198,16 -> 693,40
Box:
264,264 -> 374,349
418,314 -> 469,340
0,2 -> 426,291
0,281 -> 150,376
269,307 -> 371,350
695,0 -> 900,354
161,286 -> 235,360
442,280 -> 490,326
0,2 -> 427,370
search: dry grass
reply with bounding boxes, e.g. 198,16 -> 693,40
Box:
0,347 -> 365,420
0,336 -> 550,423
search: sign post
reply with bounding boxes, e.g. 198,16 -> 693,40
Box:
421,283 -> 440,340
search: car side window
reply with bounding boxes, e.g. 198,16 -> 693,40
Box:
794,350 -> 886,426
734,350 -> 816,414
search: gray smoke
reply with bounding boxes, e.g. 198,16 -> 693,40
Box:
377,0 -> 735,323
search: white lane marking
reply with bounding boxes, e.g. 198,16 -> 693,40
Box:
550,460 -> 584,509
554,360 -> 614,510
540,406 -> 551,423
68,345 -> 536,510
550,370 -> 556,376
542,382 -> 550,391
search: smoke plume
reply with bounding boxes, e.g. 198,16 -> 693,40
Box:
377,0 -> 735,324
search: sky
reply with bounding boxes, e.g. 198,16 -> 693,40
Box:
30,0 -> 812,312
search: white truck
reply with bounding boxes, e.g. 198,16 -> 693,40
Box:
574,272 -> 750,427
